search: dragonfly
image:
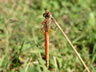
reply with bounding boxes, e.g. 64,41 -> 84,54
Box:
42,10 -> 51,68
42,10 -> 57,68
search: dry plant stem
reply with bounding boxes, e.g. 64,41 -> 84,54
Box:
51,16 -> 90,72
24,58 -> 32,72
53,56 -> 57,72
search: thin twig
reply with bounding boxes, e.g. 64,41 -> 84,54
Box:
51,16 -> 90,72
24,58 -> 32,72
53,56 -> 57,72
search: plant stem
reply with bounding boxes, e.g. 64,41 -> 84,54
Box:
51,16 -> 90,72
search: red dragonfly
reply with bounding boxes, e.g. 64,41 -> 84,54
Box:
42,10 -> 56,68
42,10 -> 51,68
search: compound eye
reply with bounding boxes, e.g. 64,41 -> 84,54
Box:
43,13 -> 46,17
43,11 -> 51,18
46,13 -> 50,18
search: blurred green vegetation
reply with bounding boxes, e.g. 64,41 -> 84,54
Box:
0,0 -> 96,72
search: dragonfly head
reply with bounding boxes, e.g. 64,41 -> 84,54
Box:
43,10 -> 51,18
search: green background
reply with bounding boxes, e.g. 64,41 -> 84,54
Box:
0,0 -> 96,72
